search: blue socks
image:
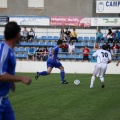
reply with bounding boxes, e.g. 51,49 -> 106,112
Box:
39,71 -> 48,76
60,70 -> 65,82
38,70 -> 65,82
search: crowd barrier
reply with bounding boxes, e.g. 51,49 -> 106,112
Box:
16,61 -> 120,74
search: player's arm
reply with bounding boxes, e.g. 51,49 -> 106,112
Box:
108,52 -> 112,64
92,51 -> 98,59
116,60 -> 120,66
0,49 -> 31,85
0,73 -> 31,85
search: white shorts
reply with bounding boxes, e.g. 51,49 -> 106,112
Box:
93,63 -> 107,78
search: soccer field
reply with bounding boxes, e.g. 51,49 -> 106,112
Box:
10,73 -> 120,120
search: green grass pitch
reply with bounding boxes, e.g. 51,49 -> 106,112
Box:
10,73 -> 120,120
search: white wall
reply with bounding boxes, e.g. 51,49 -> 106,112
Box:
16,61 -> 120,74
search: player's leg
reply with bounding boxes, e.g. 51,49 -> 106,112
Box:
90,75 -> 96,88
3,111 -> 15,120
0,113 -> 2,120
35,67 -> 52,80
35,59 -> 53,80
59,66 -> 68,84
90,64 -> 101,88
99,64 -> 107,88
38,67 -> 52,76
2,98 -> 15,120
55,60 -> 68,84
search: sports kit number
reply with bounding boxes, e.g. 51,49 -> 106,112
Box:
101,52 -> 108,58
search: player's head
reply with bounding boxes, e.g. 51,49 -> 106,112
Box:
4,21 -> 21,44
57,39 -> 63,48
73,28 -> 75,31
102,45 -> 107,50
116,28 -> 119,32
95,42 -> 99,49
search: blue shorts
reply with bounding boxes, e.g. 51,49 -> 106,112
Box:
0,97 -> 15,120
47,58 -> 62,68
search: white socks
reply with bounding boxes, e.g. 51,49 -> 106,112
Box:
90,75 -> 95,88
100,77 -> 104,83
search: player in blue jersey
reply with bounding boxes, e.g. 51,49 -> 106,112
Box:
0,22 -> 32,120
35,40 -> 68,84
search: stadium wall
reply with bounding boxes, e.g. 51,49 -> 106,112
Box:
0,0 -> 93,16
0,0 -> 119,17
16,61 -> 120,74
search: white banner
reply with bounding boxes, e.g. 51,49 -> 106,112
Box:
91,18 -> 120,26
96,1 -> 120,13
9,16 -> 49,26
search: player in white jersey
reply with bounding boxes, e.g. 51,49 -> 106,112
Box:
90,45 -> 112,88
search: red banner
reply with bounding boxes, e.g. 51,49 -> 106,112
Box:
50,16 -> 91,27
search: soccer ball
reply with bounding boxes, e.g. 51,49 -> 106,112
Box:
74,79 -> 80,85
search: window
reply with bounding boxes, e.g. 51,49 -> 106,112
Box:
28,0 -> 44,9
0,0 -> 7,8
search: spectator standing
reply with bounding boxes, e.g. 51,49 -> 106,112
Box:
111,42 -> 119,58
23,27 -> 28,42
96,29 -> 103,43
59,28 -> 65,40
61,41 -> 68,52
28,28 -> 35,42
64,28 -> 71,41
70,29 -> 78,42
42,47 -> 49,61
20,30 -> 23,41
36,47 -> 43,61
68,41 -> 75,53
106,29 -> 114,43
82,45 -> 90,62
27,46 -> 35,61
114,28 -> 120,43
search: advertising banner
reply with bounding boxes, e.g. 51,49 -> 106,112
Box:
50,16 -> 91,27
9,16 -> 49,26
96,1 -> 120,13
91,18 -> 120,26
0,16 -> 8,25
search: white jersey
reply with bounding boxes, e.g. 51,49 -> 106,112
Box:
92,49 -> 111,64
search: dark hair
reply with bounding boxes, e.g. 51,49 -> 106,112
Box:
57,39 -> 63,45
108,29 -> 112,34
102,45 -> 107,50
4,21 -> 20,40
69,41 -> 73,45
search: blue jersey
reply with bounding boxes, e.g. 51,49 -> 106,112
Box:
48,45 -> 59,60
47,45 -> 62,68
0,42 -> 16,96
